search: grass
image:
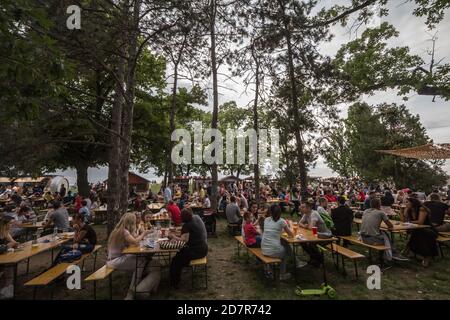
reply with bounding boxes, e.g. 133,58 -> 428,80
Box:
13,209 -> 450,300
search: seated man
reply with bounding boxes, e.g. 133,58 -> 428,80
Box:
225,196 -> 242,226
299,202 -> 332,266
360,198 -> 407,262
331,196 -> 354,239
424,193 -> 450,232
42,201 -> 71,232
54,213 -> 97,264
167,200 -> 182,226
78,200 -> 91,223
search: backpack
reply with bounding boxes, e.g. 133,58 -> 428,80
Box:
318,211 -> 334,231
59,250 -> 82,263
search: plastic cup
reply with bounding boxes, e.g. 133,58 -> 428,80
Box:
312,226 -> 318,236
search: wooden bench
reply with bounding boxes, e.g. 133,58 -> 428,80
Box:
85,265 -> 114,299
340,236 -> 387,267
25,245 -> 102,299
234,236 -> 282,279
437,236 -> 450,258
325,243 -> 365,278
189,257 -> 208,290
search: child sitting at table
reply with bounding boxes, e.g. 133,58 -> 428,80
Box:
143,212 -> 153,230
243,212 -> 261,248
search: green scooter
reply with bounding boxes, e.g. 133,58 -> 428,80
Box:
294,245 -> 337,299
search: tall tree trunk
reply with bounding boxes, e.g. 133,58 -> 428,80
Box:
107,53 -> 125,235
284,20 -> 308,200
106,1 -> 127,235
75,162 -> 89,197
119,0 -> 140,212
210,0 -> 219,211
251,45 -> 260,204
168,63 -> 179,184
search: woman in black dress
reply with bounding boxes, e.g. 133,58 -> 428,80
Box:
405,200 -> 438,267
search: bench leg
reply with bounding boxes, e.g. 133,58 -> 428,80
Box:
191,266 -> 195,290
341,255 -> 347,277
378,251 -> 384,269
26,258 -> 30,275
354,260 -> 359,279
273,264 -> 279,283
33,287 -> 37,300
109,274 -> 113,300
93,281 -> 97,300
205,264 -> 208,289
93,252 -> 97,271
13,264 -> 17,300
438,243 -> 444,258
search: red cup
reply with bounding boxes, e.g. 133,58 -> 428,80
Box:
312,226 -> 318,236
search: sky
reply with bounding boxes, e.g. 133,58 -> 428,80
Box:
52,0 -> 450,185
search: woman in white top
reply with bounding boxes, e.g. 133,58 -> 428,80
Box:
261,205 -> 294,280
107,212 -> 160,299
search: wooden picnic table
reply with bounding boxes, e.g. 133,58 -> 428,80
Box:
281,227 -> 338,244
147,203 -> 165,211
0,232 -> 74,299
353,218 -> 429,232
149,216 -> 171,222
122,242 -> 179,298
186,203 -> 204,209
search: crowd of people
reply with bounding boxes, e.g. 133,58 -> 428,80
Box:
215,178 -> 450,279
1,177 -> 449,299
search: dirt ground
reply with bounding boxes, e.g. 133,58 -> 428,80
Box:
13,216 -> 450,300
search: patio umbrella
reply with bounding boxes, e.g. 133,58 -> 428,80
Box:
376,143 -> 450,160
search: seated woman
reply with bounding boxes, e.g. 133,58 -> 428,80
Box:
107,212 -> 160,300
261,205 -> 294,280
169,208 -> 208,289
380,191 -> 395,216
53,213 -> 97,264
243,211 -> 261,248
405,204 -> 438,267
0,216 -> 19,299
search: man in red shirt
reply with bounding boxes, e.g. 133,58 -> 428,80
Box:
167,200 -> 182,226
